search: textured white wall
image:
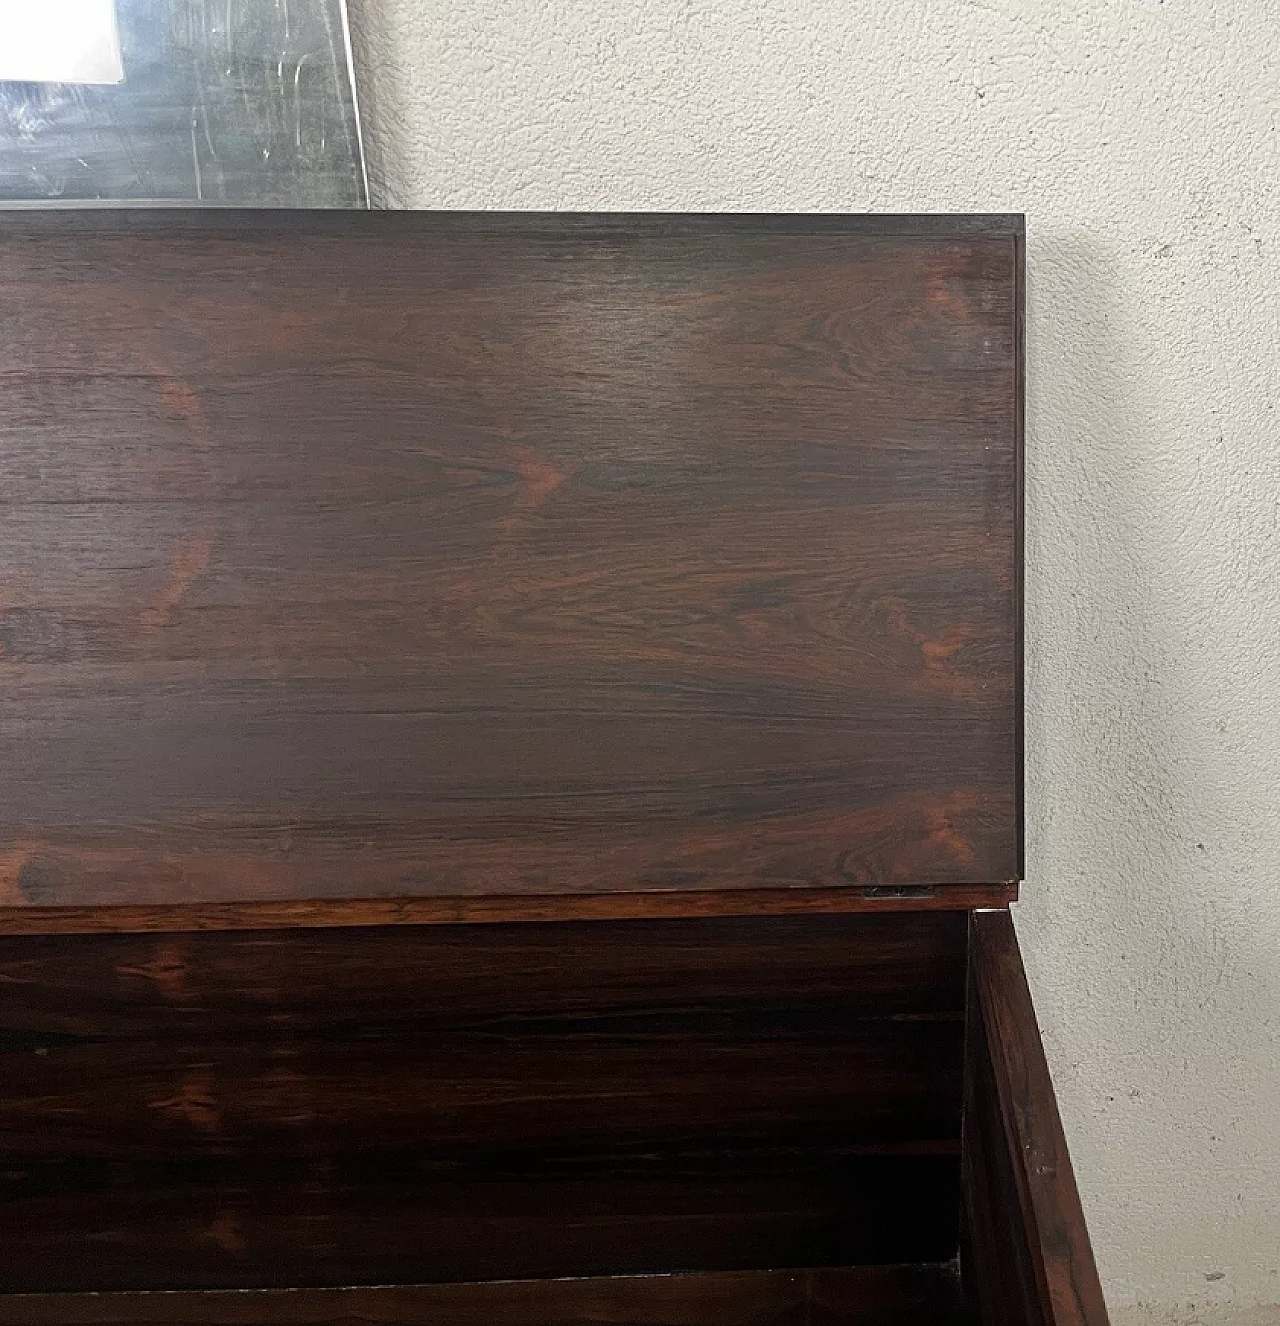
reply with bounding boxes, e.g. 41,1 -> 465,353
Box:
345,4 -> 1280,1321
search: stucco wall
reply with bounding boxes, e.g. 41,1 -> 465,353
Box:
345,4 -> 1280,1320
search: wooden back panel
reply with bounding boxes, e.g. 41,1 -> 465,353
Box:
0,912 -> 966,1291
0,212 -> 1022,918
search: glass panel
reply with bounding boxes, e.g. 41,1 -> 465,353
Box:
0,0 -> 366,205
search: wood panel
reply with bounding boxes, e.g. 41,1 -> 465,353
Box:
0,212 -> 1023,913
0,911 -> 965,1036
0,1264 -> 970,1326
962,910 -> 1109,1326
0,1024 -> 959,1160
0,881 -> 1017,937
0,1151 -> 959,1294
0,912 -> 965,1292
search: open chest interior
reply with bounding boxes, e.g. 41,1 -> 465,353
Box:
0,908 -> 1071,1325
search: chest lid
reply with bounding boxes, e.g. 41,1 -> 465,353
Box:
0,212 -> 1023,931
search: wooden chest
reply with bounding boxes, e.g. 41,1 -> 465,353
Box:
0,212 -> 1106,1325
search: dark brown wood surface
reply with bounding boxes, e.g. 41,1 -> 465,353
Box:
962,909 -> 1109,1326
0,912 -> 965,1292
0,880 -> 1017,936
0,211 -> 1022,915
0,1152 -> 960,1294
0,1264 -> 969,1326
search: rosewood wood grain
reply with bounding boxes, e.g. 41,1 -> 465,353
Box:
0,211 -> 1022,914
0,912 -> 965,1292
0,1152 -> 960,1293
0,911 -> 967,1033
0,1264 -> 970,1326
962,909 -> 1109,1326
0,882 -> 1017,936
0,1024 -> 961,1161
